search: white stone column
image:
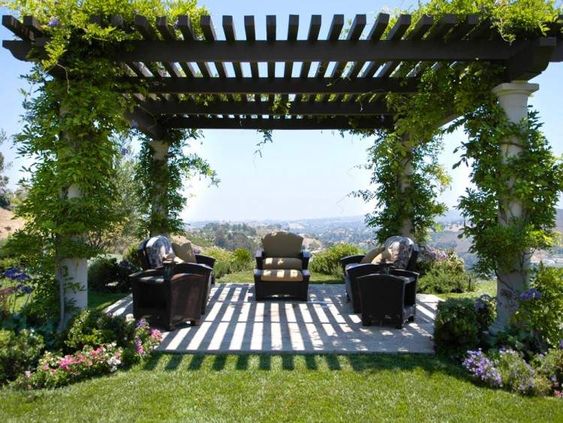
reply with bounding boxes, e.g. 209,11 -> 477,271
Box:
399,134 -> 414,238
490,81 -> 538,333
60,184 -> 88,311
149,139 -> 170,237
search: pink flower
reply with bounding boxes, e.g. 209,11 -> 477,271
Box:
59,355 -> 76,371
135,338 -> 145,355
150,329 -> 162,341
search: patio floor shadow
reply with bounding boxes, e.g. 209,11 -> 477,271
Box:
106,283 -> 439,354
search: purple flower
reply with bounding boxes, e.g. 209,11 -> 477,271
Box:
130,120 -> 139,129
120,147 -> 130,156
136,318 -> 149,329
48,17 -> 60,27
16,284 -> 33,294
174,19 -> 180,29
519,288 -> 542,302
3,267 -> 30,281
463,349 -> 502,387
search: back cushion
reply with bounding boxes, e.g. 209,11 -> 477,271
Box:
383,236 -> 415,269
172,241 -> 197,263
262,232 -> 303,258
360,247 -> 384,264
145,235 -> 174,268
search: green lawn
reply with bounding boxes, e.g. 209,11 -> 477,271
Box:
1,353 -> 561,422
88,290 -> 128,312
218,270 -> 342,284
436,279 -> 497,300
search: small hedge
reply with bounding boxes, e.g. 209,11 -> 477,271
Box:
88,256 -> 138,292
418,250 -> 475,294
310,243 -> 363,277
434,295 -> 495,358
0,329 -> 44,385
204,247 -> 253,279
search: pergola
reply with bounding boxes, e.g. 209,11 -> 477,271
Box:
3,13 -> 562,137
2,12 -> 562,330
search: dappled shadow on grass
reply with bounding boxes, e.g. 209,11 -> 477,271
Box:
141,352 -> 466,382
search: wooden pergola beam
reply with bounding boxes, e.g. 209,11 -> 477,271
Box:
137,100 -> 393,116
111,39 -> 530,62
124,77 -> 420,94
165,116 -> 393,130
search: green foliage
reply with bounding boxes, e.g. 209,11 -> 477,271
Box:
494,349 -> 552,396
64,309 -> 134,353
87,256 -> 137,292
512,265 -> 563,350
455,108 -> 563,277
0,329 -> 44,384
418,252 -> 475,294
434,296 -> 495,358
1,0 -> 211,327
204,246 -> 253,278
0,130 -> 9,209
310,243 -> 363,276
135,133 -> 218,236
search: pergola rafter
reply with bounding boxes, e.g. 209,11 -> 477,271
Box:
2,12 -> 562,137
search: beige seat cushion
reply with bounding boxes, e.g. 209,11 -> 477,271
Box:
262,232 -> 303,258
263,257 -> 302,270
172,241 -> 197,263
360,247 -> 384,264
260,269 -> 304,282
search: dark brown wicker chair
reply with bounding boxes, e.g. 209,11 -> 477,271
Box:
356,269 -> 418,328
130,261 -> 211,330
254,231 -> 311,301
341,241 -> 419,313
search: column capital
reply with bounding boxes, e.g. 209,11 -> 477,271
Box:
492,81 -> 539,98
492,80 -> 539,124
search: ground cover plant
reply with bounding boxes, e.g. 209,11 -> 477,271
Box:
1,353 -> 562,422
435,265 -> 563,397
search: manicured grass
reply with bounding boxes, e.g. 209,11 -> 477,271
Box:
1,353 -> 561,422
218,270 -> 342,284
88,290 -> 128,312
437,279 -> 497,300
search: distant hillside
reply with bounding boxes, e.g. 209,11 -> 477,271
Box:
0,208 -> 24,240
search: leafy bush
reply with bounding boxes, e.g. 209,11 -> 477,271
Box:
204,246 -> 253,278
15,318 -> 162,390
418,250 -> 475,293
88,256 -> 138,292
0,329 -> 44,384
463,347 -> 561,397
310,243 -> 362,276
512,265 -> 563,350
14,343 -> 123,390
434,295 -> 495,358
123,242 -> 143,269
64,309 -> 135,353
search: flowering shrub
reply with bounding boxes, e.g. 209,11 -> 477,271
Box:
0,329 -> 44,385
512,265 -> 563,350
14,343 -> 123,389
462,349 -> 502,387
418,249 -> 475,293
13,317 -> 161,390
463,347 -> 561,397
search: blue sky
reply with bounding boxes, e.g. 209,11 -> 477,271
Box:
0,1 -> 561,222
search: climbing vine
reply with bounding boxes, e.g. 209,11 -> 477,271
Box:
1,0 -> 210,326
135,129 -> 218,236
354,0 -> 562,271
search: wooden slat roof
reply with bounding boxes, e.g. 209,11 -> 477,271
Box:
2,13 -> 562,138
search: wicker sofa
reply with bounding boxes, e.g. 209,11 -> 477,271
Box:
254,231 -> 311,301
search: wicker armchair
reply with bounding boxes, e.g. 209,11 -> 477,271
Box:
254,231 -> 310,301
356,269 -> 418,328
341,237 -> 418,313
129,261 -> 211,330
